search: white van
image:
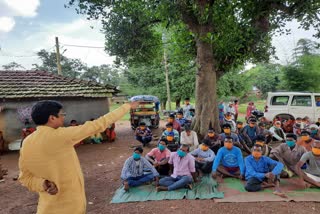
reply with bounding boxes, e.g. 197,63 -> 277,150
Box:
264,92 -> 320,122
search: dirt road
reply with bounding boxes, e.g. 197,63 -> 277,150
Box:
0,121 -> 319,214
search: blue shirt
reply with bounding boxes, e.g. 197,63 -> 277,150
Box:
219,133 -> 239,143
243,125 -> 258,140
245,155 -> 284,181
176,118 -> 187,127
191,148 -> 215,162
212,146 -> 244,175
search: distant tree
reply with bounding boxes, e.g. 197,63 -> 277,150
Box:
293,38 -> 319,58
2,62 -> 25,70
32,49 -> 85,78
81,64 -> 122,86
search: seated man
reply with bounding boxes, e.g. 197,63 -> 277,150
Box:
269,121 -> 286,148
221,112 -> 236,132
270,134 -> 306,178
69,119 -> 78,126
90,132 -> 103,144
165,133 -> 179,152
310,124 -> 320,140
244,144 -> 285,197
176,111 -> 187,128
255,135 -> 272,157
297,130 -> 315,152
204,129 -> 221,154
296,140 -> 320,188
162,123 -> 179,143
257,122 -> 273,144
157,144 -> 198,191
121,147 -> 159,191
191,140 -> 215,177
242,118 -> 259,148
146,140 -> 171,175
293,117 -> 302,136
135,122 -> 153,147
168,114 -> 181,133
220,124 -> 250,154
212,137 -> 245,181
180,125 -> 199,151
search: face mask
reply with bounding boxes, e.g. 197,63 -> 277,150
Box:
166,128 -> 172,132
140,126 -> 145,130
252,151 -> 262,158
167,136 -> 174,141
224,142 -> 233,149
201,145 -> 209,151
286,140 -> 295,147
255,141 -> 265,146
133,153 -> 141,160
301,136 -> 309,141
190,112 -> 194,116
311,130 -> 318,135
226,116 -> 232,120
208,133 -> 215,137
158,144 -> 165,151
177,149 -> 186,157
312,148 -> 320,156
224,128 -> 231,134
168,119 -> 174,123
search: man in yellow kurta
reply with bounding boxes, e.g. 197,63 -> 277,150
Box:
19,100 -> 138,214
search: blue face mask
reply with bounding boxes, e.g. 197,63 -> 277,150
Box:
177,149 -> 186,157
286,140 -> 295,147
158,144 -> 165,151
311,130 -> 318,135
133,152 -> 141,160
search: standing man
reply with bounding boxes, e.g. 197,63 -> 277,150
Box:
157,144 -> 198,191
135,122 -> 153,147
225,102 -> 236,119
18,100 -> 139,214
234,100 -> 239,122
183,98 -> 194,121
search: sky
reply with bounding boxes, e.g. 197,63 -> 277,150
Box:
0,0 -> 319,70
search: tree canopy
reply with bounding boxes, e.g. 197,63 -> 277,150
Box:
68,0 -> 320,136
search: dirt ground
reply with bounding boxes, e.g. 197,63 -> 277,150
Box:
0,121 -> 319,214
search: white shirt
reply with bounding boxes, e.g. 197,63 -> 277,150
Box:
180,130 -> 199,151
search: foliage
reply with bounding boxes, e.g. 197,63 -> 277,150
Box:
81,64 -> 122,86
2,62 -> 25,70
32,49 -> 85,78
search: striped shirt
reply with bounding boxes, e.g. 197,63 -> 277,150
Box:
121,156 -> 159,180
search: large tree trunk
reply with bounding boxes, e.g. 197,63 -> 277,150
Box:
192,28 -> 220,138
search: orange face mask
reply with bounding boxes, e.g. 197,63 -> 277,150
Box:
224,128 -> 231,134
301,136 -> 309,141
201,145 -> 209,151
252,151 -> 262,158
166,128 -> 172,132
224,142 -> 233,149
168,118 -> 174,123
312,148 -> 320,156
208,133 -> 215,137
167,136 -> 174,141
226,116 -> 232,120
140,126 -> 145,130
255,141 -> 265,146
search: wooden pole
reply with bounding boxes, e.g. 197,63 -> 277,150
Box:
55,37 -> 62,75
162,32 -> 171,111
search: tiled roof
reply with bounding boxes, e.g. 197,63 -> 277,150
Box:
0,70 -> 117,99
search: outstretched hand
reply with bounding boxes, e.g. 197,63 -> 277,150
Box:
129,101 -> 140,109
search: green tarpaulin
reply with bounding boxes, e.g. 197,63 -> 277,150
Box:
111,175 -> 224,203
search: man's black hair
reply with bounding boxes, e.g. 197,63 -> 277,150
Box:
166,123 -> 173,127
31,100 -> 63,125
202,139 -> 211,146
169,113 -> 175,119
139,122 -> 146,126
286,133 -> 298,140
255,135 -> 266,142
224,136 -> 233,142
253,144 -> 263,149
236,121 -> 243,125
134,146 -> 143,153
222,123 -> 232,129
70,119 -> 77,123
177,111 -> 183,115
300,131 -> 311,136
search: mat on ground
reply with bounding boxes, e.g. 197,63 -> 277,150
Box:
111,175 -> 224,203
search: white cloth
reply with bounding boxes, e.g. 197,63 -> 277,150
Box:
180,130 -> 199,151
305,172 -> 320,182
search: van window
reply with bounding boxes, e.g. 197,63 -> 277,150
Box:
271,96 -> 289,105
315,96 -> 320,107
291,96 -> 312,107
